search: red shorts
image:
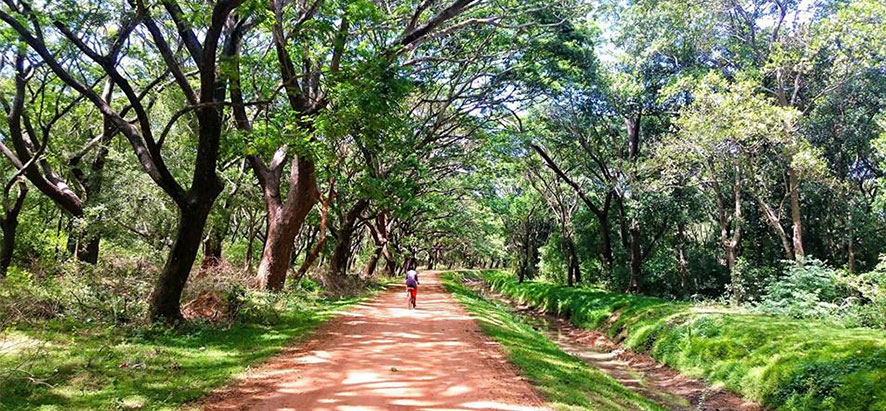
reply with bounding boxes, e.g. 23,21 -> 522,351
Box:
408,287 -> 417,298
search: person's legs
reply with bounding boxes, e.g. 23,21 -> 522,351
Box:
410,287 -> 418,308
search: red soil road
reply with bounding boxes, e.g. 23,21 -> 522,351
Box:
199,271 -> 547,411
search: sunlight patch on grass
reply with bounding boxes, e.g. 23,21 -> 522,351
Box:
0,292 -> 374,410
442,272 -> 663,411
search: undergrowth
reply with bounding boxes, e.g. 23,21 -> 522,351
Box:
0,259 -> 380,410
476,269 -> 886,411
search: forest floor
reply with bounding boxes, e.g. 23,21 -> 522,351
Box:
195,271 -> 547,410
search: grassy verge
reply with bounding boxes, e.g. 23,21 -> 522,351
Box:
0,288 -> 377,410
476,269 -> 886,411
441,272 -> 664,411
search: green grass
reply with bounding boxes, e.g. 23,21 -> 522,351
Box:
0,291 -> 374,410
477,270 -> 886,411
441,272 -> 664,411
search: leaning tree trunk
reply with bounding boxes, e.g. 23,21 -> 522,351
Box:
257,205 -> 299,290
328,200 -> 369,276
149,202 -> 215,322
293,183 -> 333,283
253,154 -> 319,291
757,197 -> 794,260
363,246 -> 382,277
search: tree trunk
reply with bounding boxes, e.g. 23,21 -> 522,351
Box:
65,234 -> 99,263
364,246 -> 382,277
252,152 -> 320,291
293,184 -> 333,282
569,236 -> 581,284
788,167 -> 804,260
149,204 -> 213,323
256,206 -> 298,291
201,162 -> 247,268
599,215 -> 614,269
201,229 -> 224,268
675,222 -> 689,296
562,232 -> 580,286
756,196 -> 793,260
0,219 -> 17,277
0,182 -> 26,277
244,211 -> 257,270
328,200 -> 369,276
628,217 -> 642,293
384,252 -> 398,276
78,237 -> 100,263
847,208 -> 856,274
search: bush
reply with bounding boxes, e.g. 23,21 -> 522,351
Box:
844,256 -> 886,329
757,259 -> 851,320
731,258 -> 777,304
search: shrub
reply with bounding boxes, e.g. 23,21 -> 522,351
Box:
757,259 -> 851,320
731,258 -> 777,304
845,256 -> 886,329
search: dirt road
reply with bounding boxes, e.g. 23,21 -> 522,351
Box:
200,271 -> 546,410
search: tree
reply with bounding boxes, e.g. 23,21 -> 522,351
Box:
526,157 -> 581,285
0,0 -> 248,322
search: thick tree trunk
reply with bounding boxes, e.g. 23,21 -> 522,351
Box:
255,200 -> 317,290
149,204 -> 213,322
252,153 -> 319,291
256,206 -> 298,290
